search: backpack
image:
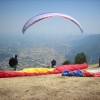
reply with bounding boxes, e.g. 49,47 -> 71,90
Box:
9,57 -> 18,68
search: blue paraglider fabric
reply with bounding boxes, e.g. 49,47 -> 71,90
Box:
62,70 -> 83,76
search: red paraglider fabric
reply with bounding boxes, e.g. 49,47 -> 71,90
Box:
54,62 -> 88,74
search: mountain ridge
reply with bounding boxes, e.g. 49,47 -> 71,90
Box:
66,34 -> 100,64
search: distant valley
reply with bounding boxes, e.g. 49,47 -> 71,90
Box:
0,33 -> 100,70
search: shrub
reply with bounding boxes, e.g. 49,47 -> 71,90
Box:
74,52 -> 87,64
62,60 -> 71,65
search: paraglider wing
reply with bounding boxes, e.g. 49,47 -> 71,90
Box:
22,12 -> 83,34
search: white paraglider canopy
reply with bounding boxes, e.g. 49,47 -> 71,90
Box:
22,12 -> 83,34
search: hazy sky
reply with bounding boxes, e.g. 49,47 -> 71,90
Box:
0,0 -> 100,36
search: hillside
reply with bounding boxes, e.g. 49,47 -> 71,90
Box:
66,34 -> 100,64
0,63 -> 100,100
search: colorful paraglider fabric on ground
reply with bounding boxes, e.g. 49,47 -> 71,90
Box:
22,12 -> 83,34
62,69 -> 100,77
0,63 -> 90,78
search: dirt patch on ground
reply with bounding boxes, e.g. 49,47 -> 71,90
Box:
0,64 -> 100,100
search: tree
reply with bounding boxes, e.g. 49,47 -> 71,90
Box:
74,52 -> 87,64
62,60 -> 71,65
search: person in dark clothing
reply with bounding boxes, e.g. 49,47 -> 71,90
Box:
9,55 -> 18,71
13,55 -> 18,71
51,59 -> 56,68
9,57 -> 14,67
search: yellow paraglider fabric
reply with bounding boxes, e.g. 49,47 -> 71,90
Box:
19,68 -> 55,73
